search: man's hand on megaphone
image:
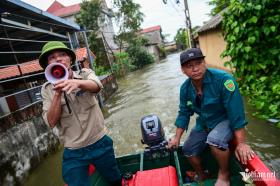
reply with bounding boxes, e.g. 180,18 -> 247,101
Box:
53,79 -> 80,94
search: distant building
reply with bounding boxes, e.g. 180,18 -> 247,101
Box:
47,1 -> 81,24
139,25 -> 164,62
46,0 -> 118,67
196,10 -> 231,71
164,41 -> 177,54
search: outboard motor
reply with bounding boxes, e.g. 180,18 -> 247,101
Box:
140,114 -> 168,156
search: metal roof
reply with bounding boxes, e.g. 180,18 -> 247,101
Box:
1,0 -> 80,30
0,0 -> 81,66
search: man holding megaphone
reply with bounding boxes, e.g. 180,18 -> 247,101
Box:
40,41 -> 121,186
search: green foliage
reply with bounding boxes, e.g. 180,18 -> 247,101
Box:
75,0 -> 110,68
126,37 -> 155,69
112,52 -> 135,77
174,28 -> 189,50
75,0 -> 101,33
113,0 -> 144,51
158,44 -> 167,59
208,0 -> 229,16
222,0 -> 280,124
94,64 -> 110,76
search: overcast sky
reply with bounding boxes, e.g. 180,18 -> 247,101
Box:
21,0 -> 212,41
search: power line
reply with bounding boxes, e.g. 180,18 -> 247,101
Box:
169,0 -> 185,17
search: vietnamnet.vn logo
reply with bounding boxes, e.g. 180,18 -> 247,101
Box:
240,168 -> 276,184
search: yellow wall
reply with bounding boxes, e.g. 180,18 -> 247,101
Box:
198,28 -> 232,72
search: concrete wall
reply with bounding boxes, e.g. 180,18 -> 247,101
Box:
98,74 -> 118,107
198,28 -> 232,71
0,115 -> 59,185
0,97 -> 10,116
146,45 -> 160,62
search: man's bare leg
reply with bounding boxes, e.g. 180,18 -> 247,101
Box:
188,156 -> 208,181
210,146 -> 230,186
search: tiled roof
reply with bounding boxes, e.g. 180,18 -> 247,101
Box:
0,47 -> 89,81
197,10 -> 225,33
76,47 -> 87,61
48,3 -> 81,17
47,1 -> 65,13
140,25 -> 161,33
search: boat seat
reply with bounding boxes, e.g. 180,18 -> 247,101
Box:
123,166 -> 179,186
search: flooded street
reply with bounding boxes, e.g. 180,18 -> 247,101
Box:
24,53 -> 279,186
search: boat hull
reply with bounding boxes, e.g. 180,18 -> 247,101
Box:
66,146 -> 279,186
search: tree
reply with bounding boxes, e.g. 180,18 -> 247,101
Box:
113,0 -> 144,51
75,0 -> 110,70
208,0 -> 229,16
126,37 -> 154,69
222,0 -> 280,125
174,28 -> 189,50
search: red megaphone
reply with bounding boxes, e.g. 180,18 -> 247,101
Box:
45,63 -> 69,84
51,65 -> 66,78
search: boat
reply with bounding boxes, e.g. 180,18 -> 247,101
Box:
68,115 -> 280,186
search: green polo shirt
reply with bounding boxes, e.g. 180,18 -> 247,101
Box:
175,68 -> 247,131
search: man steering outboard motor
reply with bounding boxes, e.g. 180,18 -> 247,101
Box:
140,114 -> 168,156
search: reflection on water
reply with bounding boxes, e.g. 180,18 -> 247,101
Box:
102,53 -> 190,155
24,53 -> 279,185
244,101 -> 280,178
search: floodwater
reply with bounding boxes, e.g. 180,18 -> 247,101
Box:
23,53 -> 279,186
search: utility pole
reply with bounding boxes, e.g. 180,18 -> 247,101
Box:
183,0 -> 194,48
163,0 -> 194,48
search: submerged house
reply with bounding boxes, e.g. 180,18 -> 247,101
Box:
139,25 -> 165,62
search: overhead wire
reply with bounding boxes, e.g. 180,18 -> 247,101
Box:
168,0 -> 185,17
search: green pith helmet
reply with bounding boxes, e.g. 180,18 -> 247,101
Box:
39,41 -> 76,69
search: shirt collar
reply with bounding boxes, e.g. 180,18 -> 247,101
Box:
203,69 -> 211,84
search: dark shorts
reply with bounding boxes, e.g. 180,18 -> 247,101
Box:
182,120 -> 233,156
62,135 -> 121,186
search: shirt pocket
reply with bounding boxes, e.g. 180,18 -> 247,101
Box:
61,102 -> 73,118
76,91 -> 97,111
203,97 -> 222,113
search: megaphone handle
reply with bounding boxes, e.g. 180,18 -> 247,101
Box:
63,92 -> 72,114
